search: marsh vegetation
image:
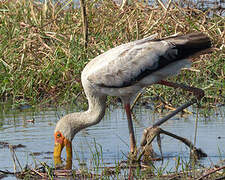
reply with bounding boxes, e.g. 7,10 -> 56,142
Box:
0,0 -> 224,107
0,0 -> 225,179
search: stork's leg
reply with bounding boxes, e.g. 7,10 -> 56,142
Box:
157,80 -> 204,99
124,103 -> 136,153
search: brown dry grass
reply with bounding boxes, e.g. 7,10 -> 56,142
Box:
0,0 -> 224,106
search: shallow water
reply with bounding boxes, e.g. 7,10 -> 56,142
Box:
0,103 -> 225,178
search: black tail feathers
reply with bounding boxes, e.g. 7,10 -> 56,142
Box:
165,32 -> 212,59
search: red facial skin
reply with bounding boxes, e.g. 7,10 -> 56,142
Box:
54,131 -> 72,169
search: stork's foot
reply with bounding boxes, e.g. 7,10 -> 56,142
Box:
138,126 -> 207,162
141,142 -> 158,164
128,148 -> 138,163
138,127 -> 161,162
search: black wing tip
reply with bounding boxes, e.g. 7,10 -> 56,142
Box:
183,32 -> 212,48
164,32 -> 212,59
154,32 -> 212,48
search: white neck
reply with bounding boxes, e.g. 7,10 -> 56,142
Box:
55,87 -> 107,141
78,93 -> 107,130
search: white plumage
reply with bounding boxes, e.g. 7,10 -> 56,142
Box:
54,33 -> 211,168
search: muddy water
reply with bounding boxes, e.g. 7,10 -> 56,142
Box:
0,104 -> 225,175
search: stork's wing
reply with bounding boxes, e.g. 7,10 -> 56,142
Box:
86,33 -> 211,88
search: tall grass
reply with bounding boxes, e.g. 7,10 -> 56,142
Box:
0,0 -> 224,106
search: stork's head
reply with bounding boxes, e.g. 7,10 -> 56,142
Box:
53,116 -> 77,170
